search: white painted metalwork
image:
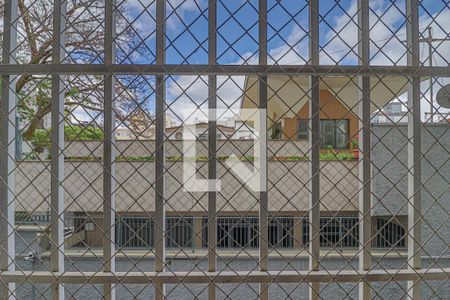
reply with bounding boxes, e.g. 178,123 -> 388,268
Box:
308,1 -> 320,299
207,1 -> 217,300
357,1 -> 371,299
103,0 -> 116,299
259,0 -> 268,299
155,0 -> 166,299
0,268 -> 448,284
50,0 -> 67,298
0,0 -> 449,299
0,0 -> 18,298
0,64 -> 447,76
406,0 -> 422,298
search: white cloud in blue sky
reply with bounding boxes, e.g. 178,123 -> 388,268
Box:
71,0 -> 450,122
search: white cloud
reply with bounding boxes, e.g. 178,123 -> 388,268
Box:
166,75 -> 246,124
118,0 -> 203,38
268,24 -> 309,64
92,0 -> 450,122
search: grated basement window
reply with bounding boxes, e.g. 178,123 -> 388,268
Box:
217,217 -> 259,249
303,217 -> 359,248
115,216 -> 196,249
111,215 -> 407,250
116,216 -> 154,249
268,217 -> 294,248
375,217 -> 406,248
165,217 -> 194,249
202,217 -> 296,249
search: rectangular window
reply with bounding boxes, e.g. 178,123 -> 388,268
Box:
166,217 -> 194,248
268,217 -> 294,248
116,216 -> 154,249
297,119 -> 309,140
320,119 -> 349,149
296,119 -> 349,147
217,217 -> 259,248
303,216 -> 358,248
375,217 -> 406,248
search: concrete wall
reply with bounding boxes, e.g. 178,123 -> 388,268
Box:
62,140 -> 310,158
15,160 -> 359,214
14,124 -> 450,256
371,123 -> 450,256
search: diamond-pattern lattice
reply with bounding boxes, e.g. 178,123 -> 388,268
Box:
2,0 -> 450,299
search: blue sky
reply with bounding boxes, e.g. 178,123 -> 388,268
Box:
74,0 -> 450,123
115,0 -> 450,65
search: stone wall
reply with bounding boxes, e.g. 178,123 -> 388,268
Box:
371,123 -> 450,256
62,139 -> 310,158
15,160 -> 358,214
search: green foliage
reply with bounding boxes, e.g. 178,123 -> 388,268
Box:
117,156 -> 155,162
319,149 -> 355,161
275,150 -> 355,161
276,156 -> 308,161
270,122 -> 283,139
62,153 -> 357,162
64,125 -> 104,141
29,125 -> 104,156
30,129 -> 51,154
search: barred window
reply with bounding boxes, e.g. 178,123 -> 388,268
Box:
320,120 -> 349,149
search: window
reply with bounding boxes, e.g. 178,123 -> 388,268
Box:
375,217 -> 406,248
217,217 -> 259,248
298,119 -> 309,140
115,216 -> 197,249
320,119 -> 349,149
166,217 -> 194,248
268,217 -> 294,248
116,216 -> 154,248
303,216 -> 358,248
296,119 -> 349,147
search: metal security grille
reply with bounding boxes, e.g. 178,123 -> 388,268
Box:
1,0 -> 450,299
116,216 -> 154,248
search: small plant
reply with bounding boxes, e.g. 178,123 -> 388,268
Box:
351,135 -> 359,149
117,156 -> 155,162
283,156 -> 308,161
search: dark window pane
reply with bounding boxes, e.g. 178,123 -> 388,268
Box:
319,119 -> 349,148
298,119 -> 308,140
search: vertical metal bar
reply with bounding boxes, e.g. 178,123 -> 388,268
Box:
427,27 -> 433,123
357,0 -> 371,299
104,0 -> 116,299
0,0 -> 18,298
309,0 -> 320,299
406,0 -> 421,298
208,1 -> 217,299
259,0 -> 268,299
155,0 -> 166,299
50,0 -> 67,298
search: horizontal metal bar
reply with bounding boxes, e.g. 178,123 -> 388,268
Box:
0,64 -> 448,76
0,269 -> 449,284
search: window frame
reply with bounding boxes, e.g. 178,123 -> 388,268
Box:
319,119 -> 350,149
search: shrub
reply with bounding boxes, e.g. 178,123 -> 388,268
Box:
64,125 -> 104,141
30,129 -> 51,154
